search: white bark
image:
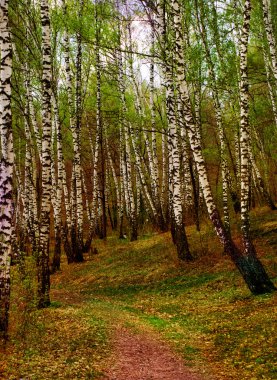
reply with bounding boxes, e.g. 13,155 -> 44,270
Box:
90,124 -> 100,232
62,0 -> 84,259
161,128 -> 168,220
23,73 -> 40,251
176,98 -> 192,208
117,22 -> 137,239
38,0 -> 52,307
169,0 -> 226,244
239,0 -> 253,253
0,0 -> 13,335
195,0 -> 230,231
129,123 -> 158,218
261,0 -> 277,82
74,0 -> 84,246
262,46 -> 277,126
156,0 -> 192,260
149,30 -> 160,201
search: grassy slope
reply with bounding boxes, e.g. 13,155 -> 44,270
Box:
1,208 -> 277,379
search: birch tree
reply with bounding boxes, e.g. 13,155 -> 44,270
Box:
155,0 -> 192,260
195,0 -> 230,233
116,3 -> 138,241
261,0 -> 277,82
95,1 -> 107,238
0,0 -> 13,337
62,0 -> 85,262
168,0 -> 275,293
37,0 -> 52,308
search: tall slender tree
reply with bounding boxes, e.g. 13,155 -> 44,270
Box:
156,0 -> 192,260
116,2 -> 138,240
261,0 -> 277,82
37,0 -> 52,308
0,0 -> 13,337
169,0 -> 275,293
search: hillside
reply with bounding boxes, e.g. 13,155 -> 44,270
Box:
1,208 -> 277,379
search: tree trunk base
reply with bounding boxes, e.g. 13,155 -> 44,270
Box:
51,234 -> 61,274
236,255 -> 276,294
130,220 -> 138,241
175,223 -> 193,262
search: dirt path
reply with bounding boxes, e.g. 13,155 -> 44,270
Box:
52,283 -> 210,380
101,327 -> 205,380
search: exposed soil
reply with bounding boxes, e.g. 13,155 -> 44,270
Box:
51,286 -> 209,380
101,327 -> 205,380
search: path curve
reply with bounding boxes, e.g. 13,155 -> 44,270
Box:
101,327 -> 205,380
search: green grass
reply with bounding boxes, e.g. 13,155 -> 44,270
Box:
2,207 -> 277,380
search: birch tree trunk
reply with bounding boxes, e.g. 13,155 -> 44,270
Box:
169,0 -> 275,293
178,102 -> 193,212
90,124 -> 100,234
50,93 -> 63,272
23,74 -> 39,253
116,9 -> 137,241
261,0 -> 277,82
182,22 -> 204,229
37,0 -> 52,308
62,0 -> 84,262
161,127 -> 169,224
126,23 -> 165,229
239,0 -> 276,243
95,6 -> 107,239
262,44 -> 277,126
72,0 -> 84,260
156,0 -> 192,260
0,0 -> 13,337
249,145 -> 276,210
118,135 -> 125,239
149,28 -> 167,231
195,0 -> 230,233
239,0 -> 256,256
106,139 -> 121,233
125,29 -> 157,220
129,122 -> 158,220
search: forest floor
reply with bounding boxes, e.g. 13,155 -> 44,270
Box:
1,207 -> 277,379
